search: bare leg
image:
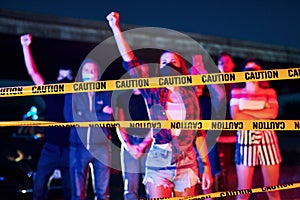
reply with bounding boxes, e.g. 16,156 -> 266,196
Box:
174,185 -> 196,197
260,164 -> 281,200
146,182 -> 173,198
236,164 -> 255,200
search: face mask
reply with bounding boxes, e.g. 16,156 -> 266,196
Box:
82,73 -> 95,82
160,63 -> 182,76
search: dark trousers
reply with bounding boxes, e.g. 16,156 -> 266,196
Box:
70,144 -> 111,200
33,143 -> 71,200
121,136 -> 148,200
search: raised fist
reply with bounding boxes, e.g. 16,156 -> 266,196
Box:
106,12 -> 120,28
20,34 -> 32,46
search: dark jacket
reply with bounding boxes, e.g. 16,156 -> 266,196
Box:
64,91 -> 112,147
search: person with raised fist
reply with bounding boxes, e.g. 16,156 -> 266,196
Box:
20,33 -> 73,200
106,12 -> 225,198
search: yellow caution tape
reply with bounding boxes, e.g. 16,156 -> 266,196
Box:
2,68 -> 299,200
146,182 -> 300,199
0,68 -> 299,97
2,120 -> 300,130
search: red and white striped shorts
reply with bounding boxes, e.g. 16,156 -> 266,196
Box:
235,130 -> 282,166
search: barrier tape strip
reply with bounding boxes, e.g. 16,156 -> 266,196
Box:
2,120 -> 300,130
145,182 -> 300,200
0,68 -> 299,97
1,69 -> 299,198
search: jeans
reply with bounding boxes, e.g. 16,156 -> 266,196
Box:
70,143 -> 111,200
144,144 -> 199,192
33,143 -> 71,200
121,136 -> 148,200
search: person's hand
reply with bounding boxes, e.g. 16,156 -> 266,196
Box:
191,54 -> 207,74
106,12 -> 119,29
134,146 -> 144,159
128,144 -> 142,159
20,34 -> 32,46
201,169 -> 213,190
103,105 -> 113,114
137,140 -> 148,153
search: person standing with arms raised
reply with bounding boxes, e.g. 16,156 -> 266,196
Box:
20,34 -> 73,200
106,12 -> 223,198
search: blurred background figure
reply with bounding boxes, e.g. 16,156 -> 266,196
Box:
64,58 -> 113,200
190,55 -> 221,197
20,33 -> 73,200
216,52 -> 236,191
114,88 -> 152,200
230,58 -> 281,200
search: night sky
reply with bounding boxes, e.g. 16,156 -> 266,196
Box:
1,0 -> 300,118
1,0 -> 300,49
0,3 -> 300,194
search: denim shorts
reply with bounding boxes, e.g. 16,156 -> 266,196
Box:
143,144 -> 199,192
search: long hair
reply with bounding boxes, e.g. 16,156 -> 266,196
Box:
161,51 -> 189,75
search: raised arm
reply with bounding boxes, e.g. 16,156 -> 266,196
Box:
20,34 -> 44,85
191,54 -> 225,112
106,12 -> 134,62
107,12 -> 149,80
